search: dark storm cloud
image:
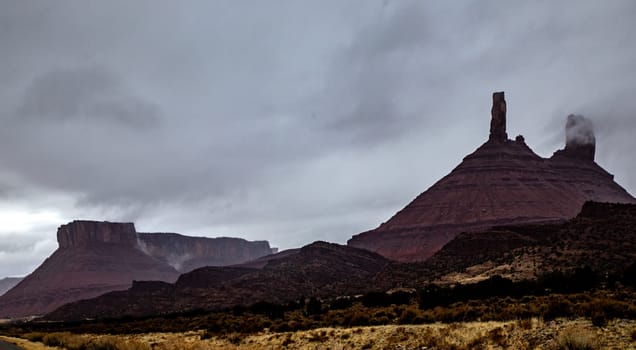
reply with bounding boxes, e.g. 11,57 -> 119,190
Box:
1,0 -> 636,277
17,66 -> 159,128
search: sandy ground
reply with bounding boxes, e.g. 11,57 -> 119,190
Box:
2,318 -> 636,349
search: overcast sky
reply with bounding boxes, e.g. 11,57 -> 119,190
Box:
1,0 -> 635,277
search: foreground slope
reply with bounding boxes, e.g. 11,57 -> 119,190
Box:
426,201 -> 636,283
349,92 -> 635,261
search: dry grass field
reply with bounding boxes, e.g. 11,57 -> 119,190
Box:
4,318 -> 636,350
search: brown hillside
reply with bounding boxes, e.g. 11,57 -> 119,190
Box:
46,242 -> 390,321
427,201 -> 636,283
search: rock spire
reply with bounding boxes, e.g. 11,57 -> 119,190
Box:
489,91 -> 507,142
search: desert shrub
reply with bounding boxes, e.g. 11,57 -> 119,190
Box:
362,291 -> 391,307
307,330 -> 328,342
621,261 -> 636,287
249,301 -> 285,319
590,311 -> 607,328
285,299 -> 305,312
231,305 -> 246,316
387,290 -> 415,305
269,320 -> 291,333
488,327 -> 507,346
516,318 -> 533,330
42,332 -> 75,347
542,299 -> 573,321
419,284 -> 454,309
419,275 -> 518,310
328,297 -> 353,310
225,333 -> 243,345
22,332 -> 45,342
587,298 -> 627,326
281,334 -> 294,346
552,328 -> 599,350
398,308 -> 418,325
305,297 -> 323,315
539,268 -> 599,294
466,336 -> 488,350
40,333 -> 151,350
369,315 -> 391,325
345,311 -> 370,326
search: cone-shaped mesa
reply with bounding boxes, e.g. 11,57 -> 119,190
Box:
489,91 -> 508,142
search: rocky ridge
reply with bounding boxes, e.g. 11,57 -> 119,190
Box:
44,202 -> 636,321
46,241 -> 391,320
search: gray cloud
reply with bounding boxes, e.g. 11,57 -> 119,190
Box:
17,66 -> 159,128
0,0 -> 635,277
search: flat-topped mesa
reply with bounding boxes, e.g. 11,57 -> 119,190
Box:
489,91 -> 508,142
57,220 -> 138,248
552,114 -> 596,161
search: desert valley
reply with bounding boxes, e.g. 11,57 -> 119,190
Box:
1,92 -> 636,349
2,2 -> 636,349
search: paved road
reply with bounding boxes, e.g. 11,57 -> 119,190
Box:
0,340 -> 22,350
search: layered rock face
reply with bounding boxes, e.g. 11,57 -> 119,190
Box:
348,92 -> 636,262
0,221 -> 178,318
0,221 -> 274,318
0,277 -> 22,297
138,233 -> 275,272
57,221 -> 138,248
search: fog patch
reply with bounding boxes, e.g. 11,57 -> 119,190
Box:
135,236 -> 150,256
565,114 -> 595,147
135,237 -> 191,271
164,253 -> 193,272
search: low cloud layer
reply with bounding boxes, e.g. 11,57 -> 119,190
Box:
1,1 -> 636,277
566,114 -> 595,147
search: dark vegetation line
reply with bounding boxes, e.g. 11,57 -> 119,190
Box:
2,262 -> 635,338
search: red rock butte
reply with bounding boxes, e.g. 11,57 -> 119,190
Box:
0,220 -> 275,318
348,91 -> 636,262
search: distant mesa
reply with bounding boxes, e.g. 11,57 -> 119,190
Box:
0,220 -> 275,318
348,91 -> 636,262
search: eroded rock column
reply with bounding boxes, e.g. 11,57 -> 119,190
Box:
489,91 -> 508,142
